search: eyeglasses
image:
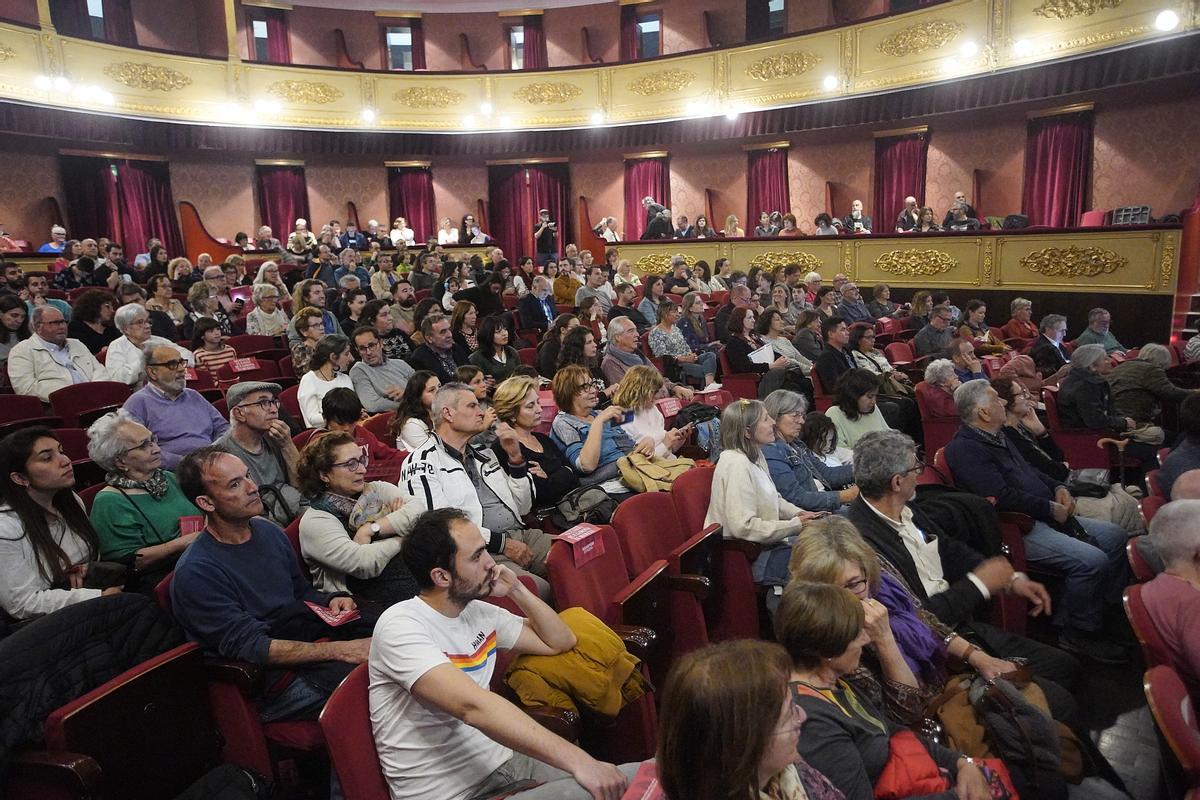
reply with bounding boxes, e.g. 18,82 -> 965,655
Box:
121,433 -> 158,455
898,460 -> 925,477
236,397 -> 280,411
773,702 -> 805,736
358,340 -> 381,352
575,383 -> 598,394
842,577 -> 869,594
307,321 -> 325,330
330,452 -> 369,472
148,358 -> 187,370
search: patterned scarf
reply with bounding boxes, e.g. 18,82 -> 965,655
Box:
107,468 -> 169,500
309,492 -> 358,531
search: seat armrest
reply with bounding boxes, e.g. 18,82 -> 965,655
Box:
610,624 -> 657,662
668,573 -> 711,599
995,511 -> 1034,534
204,657 -> 264,695
8,750 -> 103,793
522,704 -> 580,742
722,538 -> 763,559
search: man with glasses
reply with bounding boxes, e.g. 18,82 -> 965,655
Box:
124,343 -> 229,469
912,304 -> 955,359
8,304 -> 109,401
215,381 -> 306,526
1030,313 -> 1072,380
350,326 -> 416,414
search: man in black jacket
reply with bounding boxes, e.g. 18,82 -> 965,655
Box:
406,314 -> 469,383
516,276 -> 557,332
1029,313 -> 1072,379
844,429 -> 1081,698
641,208 -> 675,241
813,316 -> 855,393
608,283 -> 651,333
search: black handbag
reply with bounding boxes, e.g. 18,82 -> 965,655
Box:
1066,468 -> 1110,499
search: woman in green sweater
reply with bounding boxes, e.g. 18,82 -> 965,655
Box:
86,410 -> 202,593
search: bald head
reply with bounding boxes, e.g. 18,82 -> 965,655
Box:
1171,469 -> 1200,500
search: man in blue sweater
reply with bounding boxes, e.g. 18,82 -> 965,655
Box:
170,446 -> 373,724
944,380 -> 1131,664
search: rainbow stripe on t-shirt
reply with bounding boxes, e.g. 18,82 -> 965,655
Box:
445,631 -> 497,674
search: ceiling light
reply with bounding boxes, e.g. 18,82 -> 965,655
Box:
1013,39 -> 1033,56
822,74 -> 839,91
941,58 -> 958,74
480,101 -> 493,116
462,115 -> 476,128
725,109 -> 740,121
1155,9 -> 1179,30
216,101 -> 242,119
360,107 -> 376,122
590,110 -> 605,125
959,40 -> 979,57
34,74 -> 51,90
53,76 -> 71,92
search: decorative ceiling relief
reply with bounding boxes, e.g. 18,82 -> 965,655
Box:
103,62 -> 192,91
1033,0 -> 1122,19
266,80 -> 343,105
626,69 -> 696,96
512,82 -> 583,105
746,51 -> 822,81
393,86 -> 464,108
874,249 -> 958,276
876,20 -> 966,57
1019,245 -> 1127,277
0,43 -> 15,62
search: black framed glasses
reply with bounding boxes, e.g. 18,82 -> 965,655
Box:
899,460 -> 925,476
147,358 -> 187,370
331,452 -> 369,472
121,433 -> 158,455
236,397 -> 280,411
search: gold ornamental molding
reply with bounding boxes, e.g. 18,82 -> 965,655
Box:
874,124 -> 929,138
393,86 -> 464,109
875,249 -> 959,277
1033,0 -> 1122,20
876,20 -> 967,57
745,51 -> 822,82
624,150 -> 669,160
374,10 -> 423,18
1018,245 -> 1127,278
266,80 -> 344,105
748,251 -> 825,272
635,252 -> 697,276
0,42 -> 14,62
626,69 -> 696,96
1160,235 -> 1176,289
103,62 -> 192,92
743,140 -> 790,151
1027,102 -> 1094,119
512,81 -> 583,105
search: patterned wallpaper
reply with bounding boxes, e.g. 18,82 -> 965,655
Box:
671,151 -> 747,229
170,158 -> 256,241
432,164 -> 490,230
306,163 -> 388,230
0,151 -> 64,243
789,136 -> 872,229
1093,93 -> 1200,216
925,113 -> 1025,221
572,154 -> 625,233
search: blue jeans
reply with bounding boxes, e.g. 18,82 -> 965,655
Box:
677,350 -> 718,383
1022,517 -> 1130,632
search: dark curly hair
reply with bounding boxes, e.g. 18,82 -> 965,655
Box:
70,289 -> 115,325
295,430 -> 358,498
557,324 -> 597,370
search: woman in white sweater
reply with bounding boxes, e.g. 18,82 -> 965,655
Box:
296,432 -> 426,603
704,399 -> 822,592
297,334 -> 355,428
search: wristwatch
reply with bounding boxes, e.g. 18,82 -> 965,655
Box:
370,522 -> 381,538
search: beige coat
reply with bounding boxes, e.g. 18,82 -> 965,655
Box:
8,335 -> 111,402
704,449 -> 805,545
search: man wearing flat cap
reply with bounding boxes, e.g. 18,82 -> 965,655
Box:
215,381 -> 306,525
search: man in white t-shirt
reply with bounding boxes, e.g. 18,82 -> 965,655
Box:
369,507 -> 629,800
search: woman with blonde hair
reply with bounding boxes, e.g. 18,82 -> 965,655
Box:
492,375 -> 578,506
613,258 -> 640,288
436,216 -> 459,245
169,257 -> 200,292
722,214 -> 745,238
290,306 -> 325,375
613,365 -> 691,459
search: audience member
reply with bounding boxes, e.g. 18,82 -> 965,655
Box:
517,276 -> 556,334
390,371 -> 440,451
827,369 -> 893,449
37,224 -> 67,254
1029,312 -> 1072,380
894,196 -> 920,232
613,366 -> 691,459
945,204 -> 980,230
469,314 -> 520,385
317,387 -> 404,463
298,334 -> 355,428
947,338 -> 986,383
849,323 -> 911,394
813,214 -> 838,235
122,343 -> 228,469
1108,343 -> 1192,426
915,206 -> 941,232
814,316 -> 857,393
408,313 -> 470,384
66,289 -> 119,354
190,317 -> 237,379
905,290 -> 933,331
1000,297 -> 1038,342
607,282 -> 650,333
0,294 -> 29,372
145,273 -> 187,328
245,283 -> 289,336
550,364 -> 636,494
349,326 -> 415,414
834,282 -> 874,325
791,309 -> 824,363
363,299 -> 414,363
85,410 -> 200,592
8,304 -> 110,401
650,300 -> 719,387
107,303 -> 193,386
637,275 -> 665,323
182,281 -> 231,340
762,390 -> 857,512
492,376 -> 578,507
911,304 -> 955,358
1139,500 -> 1200,698
916,359 -> 962,418
338,286 -> 369,336
0,427 -> 120,620
945,379 -> 1131,663
602,316 -> 693,400
1057,344 -> 1143,439
574,266 -> 613,316
841,199 -> 872,233
957,300 -> 1010,355
291,279 -> 337,336
1160,395 -> 1200,499
399,383 -> 552,594
1074,307 -> 1126,354
214,382 -> 304,526
22,272 -> 72,321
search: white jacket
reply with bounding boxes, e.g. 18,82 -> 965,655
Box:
399,433 -> 535,550
704,450 -> 804,545
7,335 -> 110,401
106,334 -> 193,386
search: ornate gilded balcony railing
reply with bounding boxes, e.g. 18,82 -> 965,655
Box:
0,0 -> 1193,132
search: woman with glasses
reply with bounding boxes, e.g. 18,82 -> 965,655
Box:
146,274 -> 187,328
762,390 -> 858,513
290,306 -> 325,375
246,283 -> 289,337
296,431 -> 425,604
298,334 -> 355,428
183,280 -> 232,340
491,375 -> 578,507
106,302 -> 194,386
550,364 -> 639,494
86,410 -> 201,593
0,427 -> 123,620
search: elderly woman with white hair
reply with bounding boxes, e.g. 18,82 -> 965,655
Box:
253,260 -> 289,293
105,303 -> 194,386
915,358 -> 962,419
86,410 -> 201,592
1108,342 -> 1194,427
245,283 -> 290,336
1140,500 -> 1200,697
1001,297 -> 1038,343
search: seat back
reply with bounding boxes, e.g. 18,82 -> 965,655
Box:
319,664 -> 390,800
54,427 -> 90,461
49,381 -> 132,427
361,411 -> 395,443
671,464 -> 714,538
716,348 -> 758,400
611,493 -> 684,575
1041,388 -> 1108,468
884,341 -> 914,364
1147,469 -> 1163,498
0,394 -> 46,424
1141,496 -> 1167,525
545,525 -> 629,627
1078,209 -> 1109,226
933,447 -> 954,485
44,643 -> 221,800
1144,664 -> 1200,784
1125,584 -> 1173,667
77,482 -> 107,512
225,335 -> 277,356
215,358 -> 281,387
518,347 -> 537,367
279,384 -> 302,419
809,369 -> 832,412
284,516 -> 312,581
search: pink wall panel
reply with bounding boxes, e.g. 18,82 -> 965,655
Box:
671,149 -> 747,230
131,0 -> 202,56
306,162 -> 388,230
169,157 -> 256,242
924,110 -> 1024,221
423,12 -> 508,71
432,163 -> 490,230
1,0 -> 39,25
789,134 -> 872,231
0,147 -> 64,245
571,152 -> 625,234
288,5 -> 384,69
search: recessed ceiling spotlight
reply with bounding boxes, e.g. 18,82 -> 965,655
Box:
959,40 -> 979,57
360,107 -> 376,122
480,102 -> 493,116
822,74 -> 839,91
1155,9 -> 1179,30
1013,39 -> 1033,56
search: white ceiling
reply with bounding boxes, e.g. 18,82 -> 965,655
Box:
284,0 -> 605,12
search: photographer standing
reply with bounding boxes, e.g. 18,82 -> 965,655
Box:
533,209 -> 558,267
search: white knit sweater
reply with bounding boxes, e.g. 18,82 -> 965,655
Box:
704,450 -> 805,545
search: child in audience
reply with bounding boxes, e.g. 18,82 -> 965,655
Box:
191,317 -> 237,380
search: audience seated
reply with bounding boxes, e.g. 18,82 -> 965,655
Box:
1058,345 -> 1161,468
840,200 -> 872,233
363,298 -> 415,363
1139,500 -> 1200,699
613,366 -> 691,459
1108,343 -> 1193,427
214,382 -> 305,526
827,370 -> 893,450
317,387 -> 404,463
1029,313 -> 1072,380
834,282 -> 875,325
814,315 -> 857,392
911,304 -> 955,358
66,289 -> 119,354
517,275 -> 558,332
390,370 -> 440,451
849,323 -> 911,395
602,317 -> 694,400
1000,297 -> 1038,343
85,410 -> 200,593
762,390 -> 858,511
399,382 -> 552,596
37,224 -> 67,254
8,304 -> 110,401
408,313 -> 470,384
108,303 -> 193,386
550,364 -> 637,494
123,343 -> 229,470
957,300 -> 1010,355
370,507 -> 631,800
917,359 -> 962,417
23,272 -> 72,321
296,431 -> 425,603
349,325 -> 415,414
0,427 -> 122,621
758,307 -> 813,377
297,334 -> 355,428
945,379 -> 1131,663
190,317 -> 237,379
469,314 -> 520,385
183,281 -> 231,340
1073,307 -> 1126,355
491,375 -> 579,508
947,338 -> 986,383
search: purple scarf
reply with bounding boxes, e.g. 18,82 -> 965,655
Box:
873,571 -> 946,686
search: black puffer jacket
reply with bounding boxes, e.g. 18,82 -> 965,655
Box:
0,593 -> 182,775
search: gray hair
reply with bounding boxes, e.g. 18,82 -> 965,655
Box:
852,430 -> 918,500
431,382 -> 473,424
1039,313 -> 1067,335
1010,297 -> 1032,316
85,408 -> 140,471
763,389 -> 808,422
719,398 -> 770,463
1087,308 -> 1110,325
252,283 -> 280,304
253,261 -> 279,283
1137,343 -> 1171,369
532,275 -> 551,292
113,302 -> 147,333
30,304 -> 63,327
803,272 -> 822,284
670,255 -> 687,270
203,266 -> 223,280
1149,500 -> 1200,567
923,358 -> 956,386
1070,343 -> 1107,371
607,316 -> 634,341
953,378 -> 994,423
257,225 -> 272,236
337,274 -> 361,289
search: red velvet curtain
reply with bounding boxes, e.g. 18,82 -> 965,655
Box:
116,160 -> 183,256
48,0 -> 91,38
619,6 -> 639,61
1022,111 -> 1093,228
488,163 -> 570,262
873,132 -> 928,230
256,165 -> 309,241
60,155 -> 121,242
388,167 -> 436,244
103,0 -> 136,46
624,157 -> 671,240
747,148 -> 790,222
410,19 -> 427,70
264,9 -> 292,64
521,16 -> 547,70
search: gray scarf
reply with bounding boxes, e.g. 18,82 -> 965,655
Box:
605,345 -> 646,369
